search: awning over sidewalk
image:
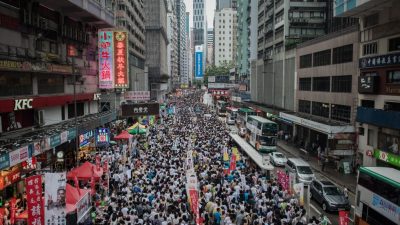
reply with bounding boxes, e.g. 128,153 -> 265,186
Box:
279,112 -> 355,138
229,133 -> 274,171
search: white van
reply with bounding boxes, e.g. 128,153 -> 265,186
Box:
285,158 -> 315,185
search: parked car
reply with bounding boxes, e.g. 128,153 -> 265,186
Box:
269,152 -> 287,166
310,180 -> 350,212
226,116 -> 236,125
285,158 -> 315,185
239,127 -> 247,137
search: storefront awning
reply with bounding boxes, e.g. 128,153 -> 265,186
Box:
279,112 -> 355,138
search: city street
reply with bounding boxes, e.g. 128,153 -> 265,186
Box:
223,118 -> 354,225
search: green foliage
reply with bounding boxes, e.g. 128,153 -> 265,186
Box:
204,61 -> 235,85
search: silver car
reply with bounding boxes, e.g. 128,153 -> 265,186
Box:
269,152 -> 287,166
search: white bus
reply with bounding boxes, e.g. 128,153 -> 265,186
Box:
216,100 -> 228,116
245,115 -> 278,154
355,167 -> 400,225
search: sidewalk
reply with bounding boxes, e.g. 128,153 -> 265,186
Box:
277,140 -> 357,194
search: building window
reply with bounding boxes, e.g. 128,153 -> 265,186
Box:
367,129 -> 374,146
361,100 -> 375,108
68,102 -> 84,119
385,102 -> 400,112
389,37 -> 400,52
363,42 -> 377,56
312,77 -> 330,92
331,104 -> 351,123
364,13 -> 379,28
313,49 -> 331,67
331,75 -> 352,93
387,70 -> 400,83
332,44 -> 353,64
299,54 -> 312,68
299,78 -> 311,91
298,100 -> 311,114
0,72 -> 32,97
37,74 -> 64,94
378,131 -> 400,156
311,101 -> 329,118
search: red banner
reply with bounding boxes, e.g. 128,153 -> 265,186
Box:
0,208 -> 4,225
10,197 -> 16,224
189,189 -> 200,225
338,211 -> 349,225
230,154 -> 236,172
26,175 -> 44,225
95,155 -> 101,171
277,170 -> 289,191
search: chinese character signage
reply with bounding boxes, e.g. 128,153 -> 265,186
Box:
45,173 -> 66,225
98,31 -> 114,89
338,211 -> 349,225
195,45 -> 203,79
26,175 -> 44,225
96,128 -> 110,147
124,91 -> 150,101
374,149 -> 400,168
358,75 -> 379,94
359,53 -> 400,69
121,103 -> 160,117
113,31 -> 129,88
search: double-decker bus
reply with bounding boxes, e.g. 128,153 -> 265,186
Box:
216,100 -> 228,116
355,167 -> 400,225
236,108 -> 256,128
225,107 -> 238,125
245,115 -> 278,153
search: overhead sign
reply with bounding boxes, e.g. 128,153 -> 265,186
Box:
113,31 -> 129,88
14,99 -> 33,111
9,145 -> 30,167
195,45 -> 203,79
98,31 -> 114,89
374,149 -> 400,168
208,83 -> 237,89
79,130 -> 94,148
359,53 -> 400,69
121,103 -> 160,117
0,60 -> 73,74
208,76 -> 215,83
124,91 -> 150,101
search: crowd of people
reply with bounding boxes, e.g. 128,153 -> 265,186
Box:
88,90 -> 328,225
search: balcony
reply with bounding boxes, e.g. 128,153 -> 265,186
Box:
37,0 -> 115,28
356,107 -> 400,130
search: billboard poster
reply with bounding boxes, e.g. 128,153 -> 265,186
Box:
293,182 -> 304,206
113,31 -> 129,88
195,45 -> 203,79
26,175 -> 44,225
96,128 -> 110,147
98,31 -> 114,89
45,173 -> 66,225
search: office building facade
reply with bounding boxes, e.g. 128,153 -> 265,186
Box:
214,8 -> 237,67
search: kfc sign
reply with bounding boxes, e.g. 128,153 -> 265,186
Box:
14,98 -> 33,110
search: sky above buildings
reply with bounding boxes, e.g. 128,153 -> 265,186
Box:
185,0 -> 216,29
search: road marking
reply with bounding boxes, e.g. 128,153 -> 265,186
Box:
310,204 -> 332,224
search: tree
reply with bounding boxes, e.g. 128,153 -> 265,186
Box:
204,61 -> 235,86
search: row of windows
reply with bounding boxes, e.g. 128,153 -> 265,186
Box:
362,36 -> 400,56
299,75 -> 352,93
299,44 -> 353,68
298,100 -> 351,123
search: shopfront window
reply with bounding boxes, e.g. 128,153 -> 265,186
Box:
37,74 -> 64,94
378,131 -> 400,155
0,72 -> 32,97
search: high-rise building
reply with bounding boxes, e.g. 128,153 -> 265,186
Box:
207,28 -> 214,65
236,0 -> 249,76
214,8 -> 237,66
193,0 -> 207,79
216,0 -> 237,10
116,0 -> 147,91
336,0 -> 400,172
145,0 -> 169,102
0,0 -> 117,166
167,0 -> 179,89
176,0 -> 189,87
251,0 -> 329,112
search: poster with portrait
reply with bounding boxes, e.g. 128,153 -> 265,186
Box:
45,173 -> 66,225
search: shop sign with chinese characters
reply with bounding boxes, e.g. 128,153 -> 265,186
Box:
121,103 -> 160,117
26,175 -> 44,225
113,31 -> 129,88
124,91 -> 150,101
98,31 -> 114,89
